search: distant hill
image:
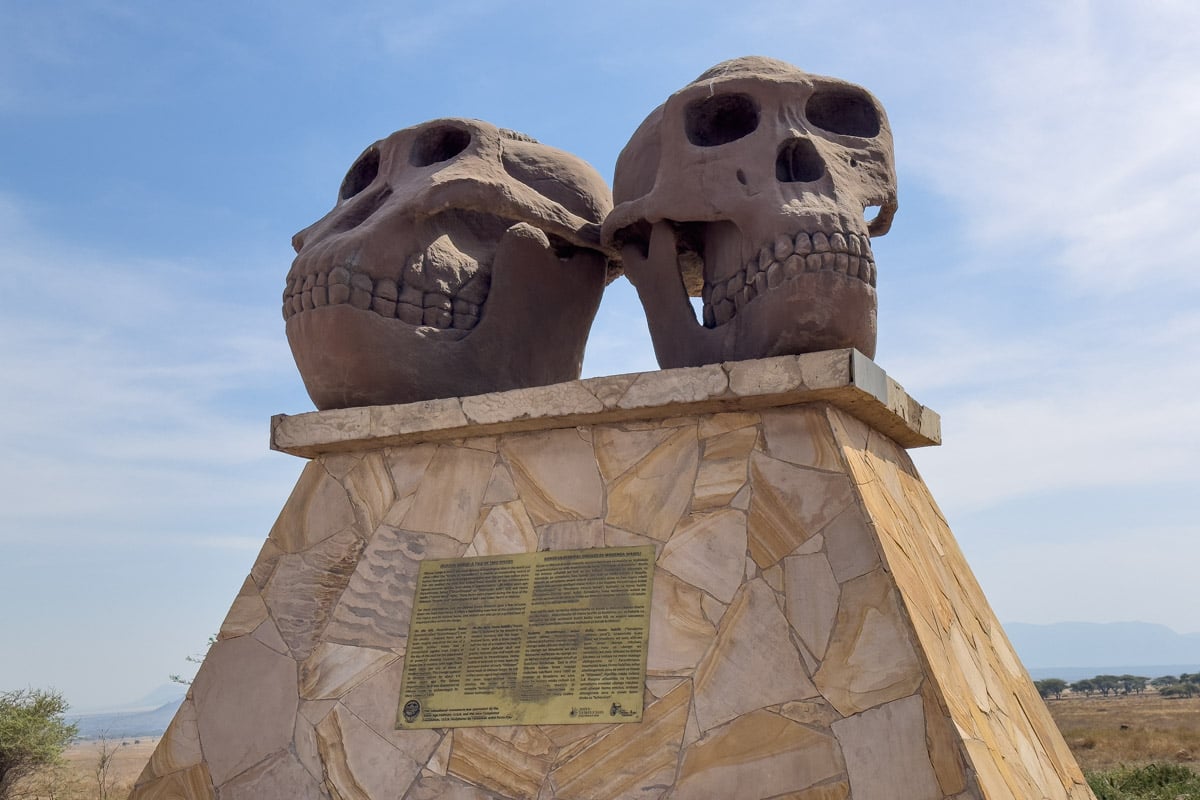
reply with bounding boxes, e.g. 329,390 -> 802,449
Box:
70,698 -> 184,740
1005,621 -> 1200,670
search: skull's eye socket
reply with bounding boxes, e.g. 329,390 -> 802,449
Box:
410,126 -> 471,167
776,138 -> 825,183
339,147 -> 380,200
806,90 -> 880,138
685,93 -> 759,147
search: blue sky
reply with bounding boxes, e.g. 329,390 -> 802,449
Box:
2,0 -> 1197,710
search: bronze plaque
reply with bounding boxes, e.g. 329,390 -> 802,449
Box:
397,545 -> 655,729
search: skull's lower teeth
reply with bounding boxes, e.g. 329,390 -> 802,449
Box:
700,229 -> 875,328
282,263 -> 488,332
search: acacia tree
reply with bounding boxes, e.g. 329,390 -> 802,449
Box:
1035,678 -> 1068,699
0,688 -> 78,798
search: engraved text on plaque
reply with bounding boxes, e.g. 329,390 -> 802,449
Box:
397,546 -> 655,728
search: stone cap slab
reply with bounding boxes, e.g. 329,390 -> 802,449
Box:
271,349 -> 941,458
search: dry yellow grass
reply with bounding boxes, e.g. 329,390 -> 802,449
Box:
9,737 -> 158,799
1044,693 -> 1200,773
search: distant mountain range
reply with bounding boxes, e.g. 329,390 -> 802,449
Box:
70,698 -> 184,740
68,684 -> 187,740
1005,621 -> 1200,671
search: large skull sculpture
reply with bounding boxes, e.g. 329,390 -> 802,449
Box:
285,118 -> 614,409
603,56 -> 897,367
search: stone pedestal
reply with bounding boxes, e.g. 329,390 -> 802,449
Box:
131,350 -> 1094,800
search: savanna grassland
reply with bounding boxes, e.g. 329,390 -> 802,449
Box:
1045,693 -> 1200,773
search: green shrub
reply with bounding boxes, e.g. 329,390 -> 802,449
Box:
1087,762 -> 1200,800
0,688 -> 78,798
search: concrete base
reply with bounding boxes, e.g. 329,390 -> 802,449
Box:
131,351 -> 1093,800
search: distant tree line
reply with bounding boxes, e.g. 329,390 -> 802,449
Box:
1034,672 -> 1200,700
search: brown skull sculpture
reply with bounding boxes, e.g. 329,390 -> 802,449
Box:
602,56 -> 897,367
285,118 -> 613,409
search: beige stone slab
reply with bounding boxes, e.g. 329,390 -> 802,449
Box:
813,568 -> 923,717
658,510 -> 747,604
219,576 -> 268,639
747,452 -> 855,568
384,442 -> 438,500
341,451 -> 395,533
921,686 -> 971,796
147,698 -> 202,778
762,406 -> 845,471
701,424 -> 759,460
268,461 -> 356,553
272,351 -> 939,457
249,539 -> 283,589
191,636 -> 298,787
407,773 -> 498,800
784,552 -> 840,660
536,517 -> 605,551
821,506 -> 880,583
447,727 -> 552,800
426,734 -> 452,776
482,463 -> 518,505
674,710 -> 844,800
323,528 -> 463,650
832,695 -> 942,800
617,363 -> 728,409
647,570 -> 716,675
216,750 -> 325,799
461,381 -> 604,424
549,680 -> 691,799
317,704 -> 428,799
293,710 -> 323,784
501,428 -> 603,525
593,425 -> 675,483
606,425 -> 699,540
129,763 -> 213,800
698,411 -> 759,439
580,372 -> 638,407
251,615 -> 289,655
778,699 -> 842,729
692,456 -> 748,511
465,500 -> 538,556
261,528 -> 365,660
402,445 -> 495,540
693,580 -> 817,732
298,641 -> 397,700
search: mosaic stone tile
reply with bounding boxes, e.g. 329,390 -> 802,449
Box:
402,445 -> 495,540
746,451 -> 854,567
501,428 -> 602,524
192,636 -> 298,786
675,710 -> 844,800
605,425 -> 699,541
658,509 -> 746,604
549,680 -> 690,799
693,580 -> 817,732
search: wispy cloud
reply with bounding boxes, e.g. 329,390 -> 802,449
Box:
898,1 -> 1200,294
0,195 -> 301,543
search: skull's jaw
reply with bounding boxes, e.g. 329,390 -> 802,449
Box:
286,223 -> 606,409
284,210 -> 517,337
621,220 -> 877,369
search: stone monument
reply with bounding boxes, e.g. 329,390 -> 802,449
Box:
131,64 -> 1096,800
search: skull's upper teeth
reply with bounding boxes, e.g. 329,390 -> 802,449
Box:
701,229 -> 875,328
283,260 -> 490,333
